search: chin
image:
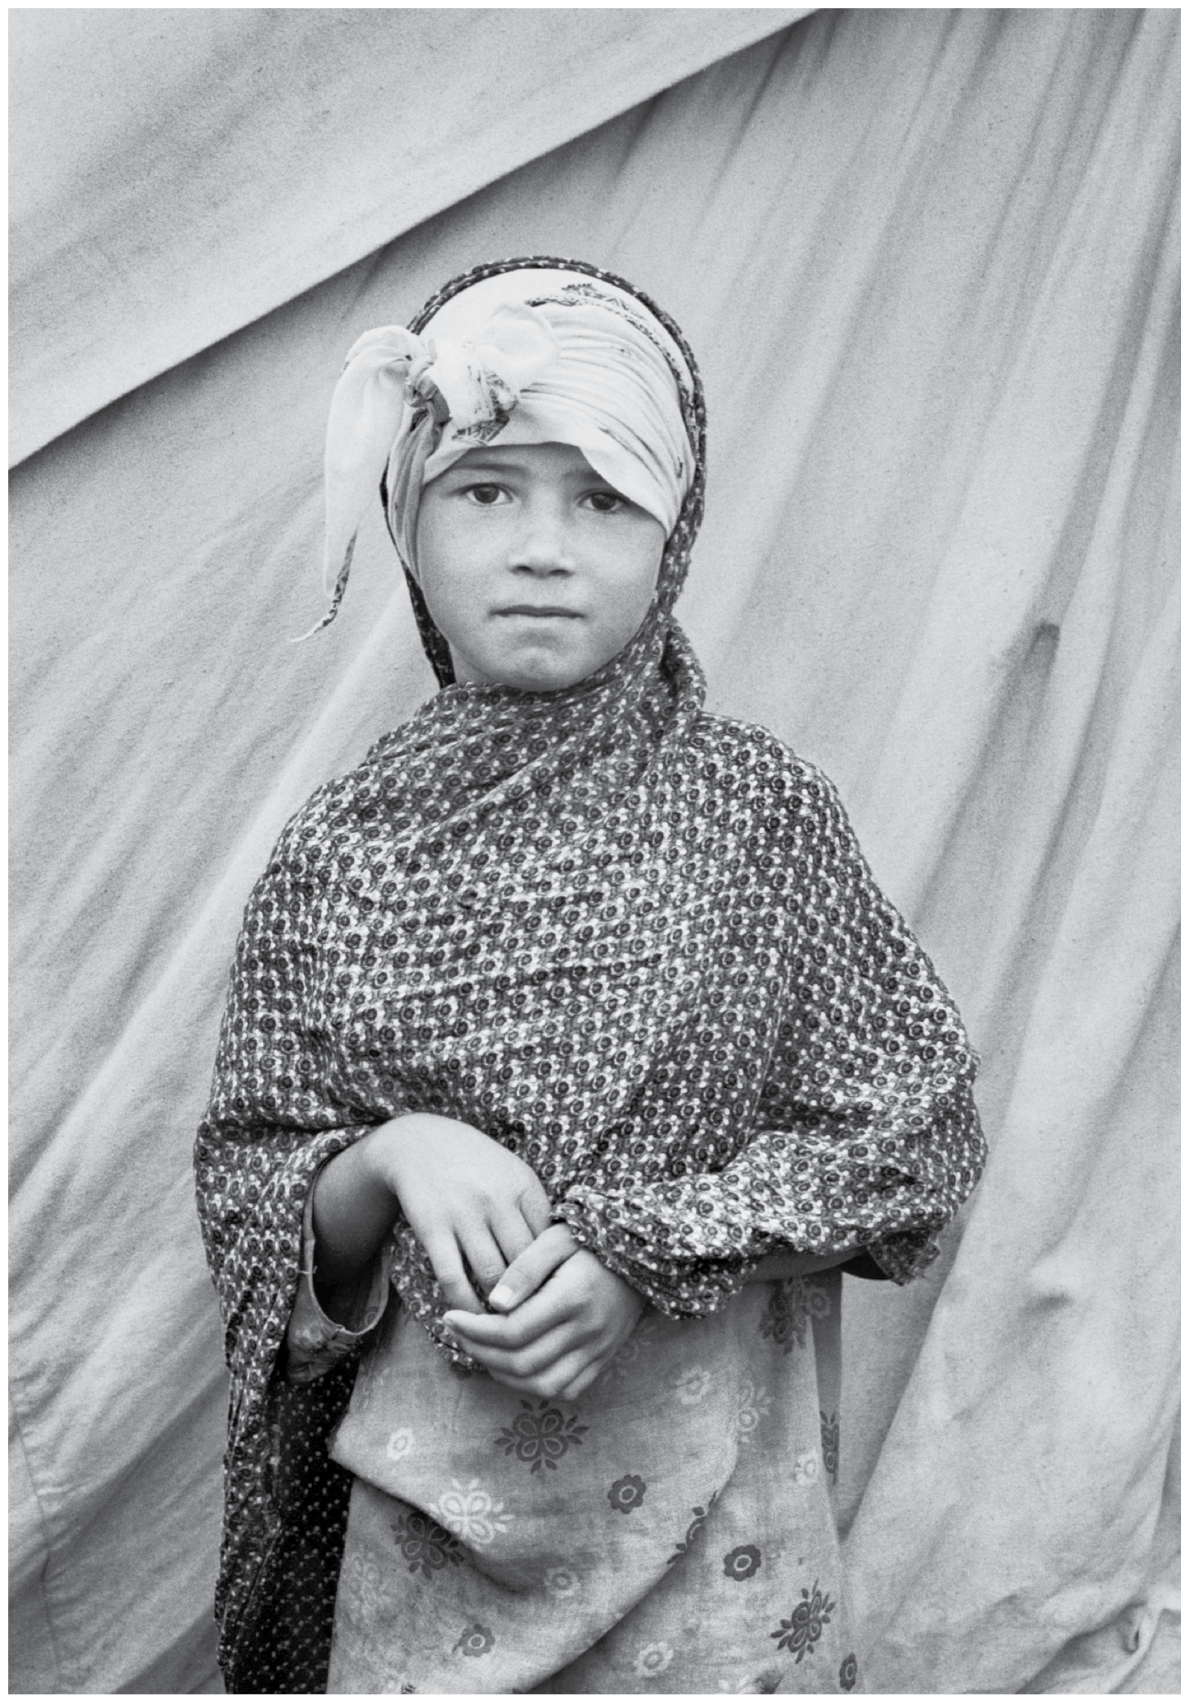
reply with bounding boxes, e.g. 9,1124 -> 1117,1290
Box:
503,667 -> 583,694
452,640 -> 606,694
494,651 -> 594,694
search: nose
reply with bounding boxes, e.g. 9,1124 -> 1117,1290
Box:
508,494 -> 575,575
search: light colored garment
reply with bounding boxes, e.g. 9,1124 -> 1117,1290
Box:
326,1271 -> 856,1694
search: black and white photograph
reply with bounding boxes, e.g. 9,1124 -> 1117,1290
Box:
10,7 -> 1178,1695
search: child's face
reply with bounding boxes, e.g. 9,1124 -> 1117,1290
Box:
415,442 -> 666,693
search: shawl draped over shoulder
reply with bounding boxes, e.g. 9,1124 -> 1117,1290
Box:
194,259 -> 985,1692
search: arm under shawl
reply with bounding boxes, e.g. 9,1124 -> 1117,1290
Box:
554,766 -> 985,1316
195,817 -> 374,1391
193,816 -> 373,1638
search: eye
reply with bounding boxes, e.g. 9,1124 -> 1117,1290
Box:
583,488 -> 625,514
463,483 -> 508,506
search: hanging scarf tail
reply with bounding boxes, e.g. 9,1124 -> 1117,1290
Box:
291,539 -> 357,644
311,332 -> 422,635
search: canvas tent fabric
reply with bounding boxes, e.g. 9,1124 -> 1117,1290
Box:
8,6 -> 812,467
9,9 -> 1178,1695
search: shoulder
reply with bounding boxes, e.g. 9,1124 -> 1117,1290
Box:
259,748 -> 388,885
688,713 -> 848,819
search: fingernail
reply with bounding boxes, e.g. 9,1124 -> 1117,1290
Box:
487,1284 -> 513,1310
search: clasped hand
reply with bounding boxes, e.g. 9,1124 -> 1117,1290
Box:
446,1224 -> 644,1402
373,1113 -> 644,1402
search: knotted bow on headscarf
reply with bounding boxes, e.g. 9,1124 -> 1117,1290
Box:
301,271 -> 697,641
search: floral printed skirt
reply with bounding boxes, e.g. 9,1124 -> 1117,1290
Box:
327,1271 -> 858,1694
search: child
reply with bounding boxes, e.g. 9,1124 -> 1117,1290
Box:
195,258 -> 984,1695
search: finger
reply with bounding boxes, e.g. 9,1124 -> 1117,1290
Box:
487,1224 -> 579,1313
485,1254 -> 593,1341
423,1234 -> 484,1314
517,1175 -> 554,1240
491,1346 -> 602,1401
443,1314 -> 580,1378
456,1339 -> 569,1388
559,1353 -> 614,1401
442,1302 -> 576,1355
488,1204 -> 537,1271
484,1346 -> 587,1395
456,1226 -> 510,1300
445,1271 -> 587,1351
442,1309 -> 521,1349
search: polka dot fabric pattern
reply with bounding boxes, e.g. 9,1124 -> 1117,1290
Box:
193,258 -> 984,1691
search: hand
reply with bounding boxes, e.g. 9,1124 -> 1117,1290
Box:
443,1227 -> 646,1401
486,1221 -> 581,1312
358,1113 -> 551,1313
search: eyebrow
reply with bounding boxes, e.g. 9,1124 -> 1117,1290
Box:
444,458 -> 513,475
443,455 -> 615,486
438,452 -> 622,493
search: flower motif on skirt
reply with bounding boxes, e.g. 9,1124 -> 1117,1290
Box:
341,1550 -> 389,1619
722,1544 -> 762,1582
388,1509 -> 464,1578
633,1641 -> 675,1677
668,1363 -> 713,1405
762,1275 -> 834,1354
497,1399 -> 589,1474
429,1479 -> 513,1547
770,1581 -> 836,1663
453,1623 -> 495,1658
731,1378 -> 773,1444
608,1473 -> 647,1513
758,1279 -> 810,1353
542,1564 -> 581,1600
791,1448 -> 819,1486
820,1411 -> 840,1480
840,1652 -> 859,1691
667,1488 -> 721,1564
385,1427 -> 415,1461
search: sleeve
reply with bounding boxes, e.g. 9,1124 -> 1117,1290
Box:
193,814 -> 377,1423
285,1176 -> 394,1384
554,765 -> 985,1316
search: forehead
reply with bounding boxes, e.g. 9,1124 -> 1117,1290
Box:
442,442 -> 603,479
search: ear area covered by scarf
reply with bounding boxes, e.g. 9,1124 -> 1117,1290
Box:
297,305 -> 559,641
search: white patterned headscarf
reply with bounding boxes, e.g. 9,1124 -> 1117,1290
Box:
307,267 -> 696,639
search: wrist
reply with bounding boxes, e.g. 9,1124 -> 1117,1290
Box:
362,1112 -> 428,1190
312,1125 -> 410,1277
592,1252 -> 645,1319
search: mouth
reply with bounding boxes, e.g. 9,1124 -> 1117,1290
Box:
496,605 -> 582,619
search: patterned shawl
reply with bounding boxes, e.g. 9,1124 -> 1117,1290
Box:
194,258 -> 985,1691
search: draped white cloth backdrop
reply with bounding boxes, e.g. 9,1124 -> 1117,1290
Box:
10,10 -> 1178,1694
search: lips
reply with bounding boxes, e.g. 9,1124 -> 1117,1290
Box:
496,605 -> 582,618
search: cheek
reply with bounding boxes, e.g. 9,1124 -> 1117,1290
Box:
623,531 -> 665,615
415,502 -> 477,601
413,521 -> 476,652
599,544 -> 664,658
419,568 -> 476,653
412,496 -> 451,583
